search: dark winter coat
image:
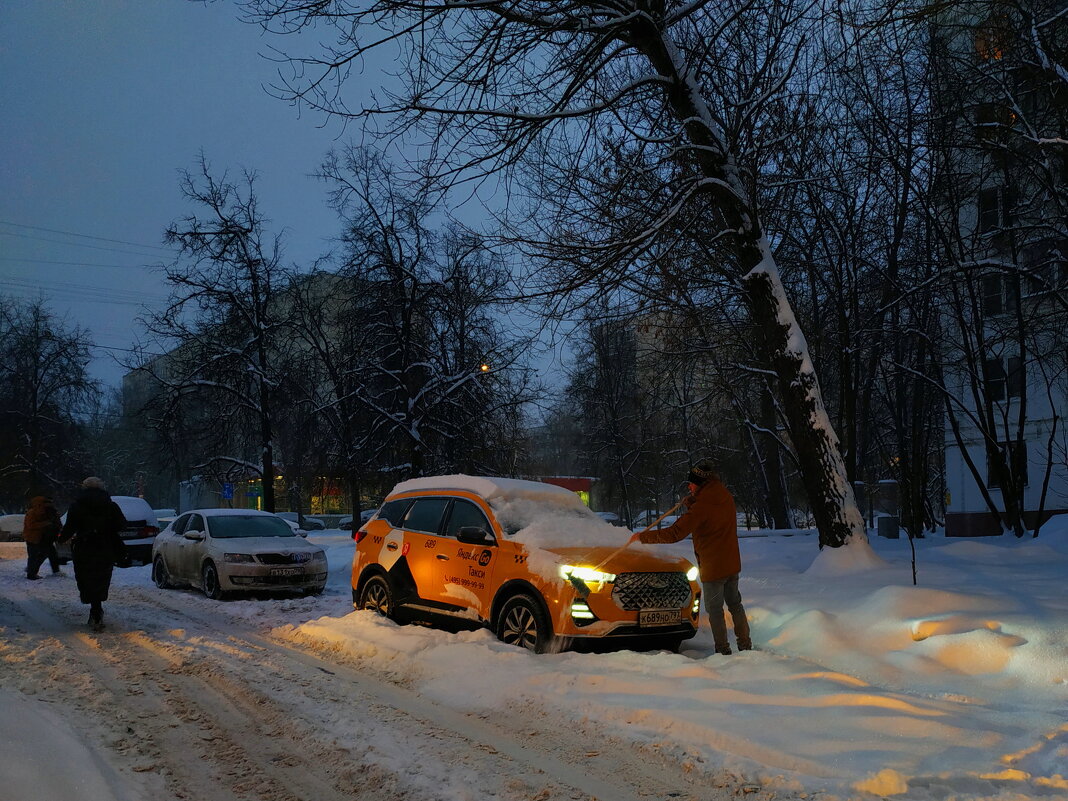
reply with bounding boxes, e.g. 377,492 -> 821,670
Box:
60,487 -> 128,603
638,478 -> 741,582
22,496 -> 61,545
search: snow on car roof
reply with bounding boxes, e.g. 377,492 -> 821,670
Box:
185,508 -> 277,517
390,475 -> 627,563
390,475 -> 582,507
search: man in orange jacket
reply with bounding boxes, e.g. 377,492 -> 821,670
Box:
630,460 -> 751,654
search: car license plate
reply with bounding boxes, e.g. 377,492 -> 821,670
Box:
639,609 -> 681,627
269,567 -> 302,577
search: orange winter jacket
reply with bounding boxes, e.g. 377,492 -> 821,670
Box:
638,479 -> 740,582
22,496 -> 61,545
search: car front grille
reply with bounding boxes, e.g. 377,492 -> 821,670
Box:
257,552 -> 313,565
612,572 -> 691,610
231,572 -> 327,586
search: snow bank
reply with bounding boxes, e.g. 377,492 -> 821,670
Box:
803,535 -> 887,575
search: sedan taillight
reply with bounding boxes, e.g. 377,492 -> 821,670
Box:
140,525 -> 159,537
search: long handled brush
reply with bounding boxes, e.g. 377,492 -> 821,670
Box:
566,500 -> 686,598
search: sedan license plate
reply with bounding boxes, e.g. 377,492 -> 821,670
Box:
639,609 -> 681,627
269,567 -> 302,577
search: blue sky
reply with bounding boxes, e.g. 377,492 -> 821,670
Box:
0,0 -> 348,388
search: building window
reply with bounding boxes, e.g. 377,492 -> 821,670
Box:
984,355 -> 1024,402
988,441 -> 1028,488
975,102 -> 1016,141
978,186 -> 1014,234
1026,252 -> 1067,296
975,14 -> 1012,61
982,273 -> 1019,316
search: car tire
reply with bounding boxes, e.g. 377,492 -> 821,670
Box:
358,574 -> 395,619
202,561 -> 226,600
152,556 -> 172,589
496,593 -> 556,654
303,585 -> 325,597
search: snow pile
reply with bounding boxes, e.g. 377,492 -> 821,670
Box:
803,535 -> 888,575
279,522 -> 1068,799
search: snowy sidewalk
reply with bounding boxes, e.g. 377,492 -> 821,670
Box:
0,688 -> 138,801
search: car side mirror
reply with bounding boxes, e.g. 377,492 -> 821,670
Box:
456,526 -> 494,545
297,529 -> 308,538
184,530 -> 205,541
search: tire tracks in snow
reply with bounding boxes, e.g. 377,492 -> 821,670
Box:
121,584 -> 755,801
2,568 -> 760,801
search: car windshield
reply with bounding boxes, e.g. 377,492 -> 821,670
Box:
491,497 -> 600,537
207,515 -> 296,539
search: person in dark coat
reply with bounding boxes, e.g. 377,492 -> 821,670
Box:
22,495 -> 62,579
630,459 -> 751,655
58,477 -> 128,631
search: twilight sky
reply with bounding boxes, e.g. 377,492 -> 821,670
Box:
0,0 -> 354,389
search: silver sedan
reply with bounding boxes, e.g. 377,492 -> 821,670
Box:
151,509 -> 328,599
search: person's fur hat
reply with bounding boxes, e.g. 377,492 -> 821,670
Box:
687,459 -> 718,487
81,476 -> 106,490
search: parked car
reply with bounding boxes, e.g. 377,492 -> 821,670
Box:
0,514 -> 25,542
274,515 -> 307,535
151,509 -> 328,599
594,511 -> 624,526
632,510 -> 680,531
351,476 -> 700,653
339,508 -> 378,530
56,496 -> 159,565
312,514 -> 346,529
275,511 -> 325,531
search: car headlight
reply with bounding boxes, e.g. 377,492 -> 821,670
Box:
686,565 -> 699,582
559,565 -> 616,584
224,553 -> 256,563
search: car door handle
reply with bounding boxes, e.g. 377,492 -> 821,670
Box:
436,554 -> 449,561
386,542 -> 399,551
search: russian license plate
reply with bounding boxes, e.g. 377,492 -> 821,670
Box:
269,567 -> 302,577
639,609 -> 681,627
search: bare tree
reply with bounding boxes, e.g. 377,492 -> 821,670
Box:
318,146 -> 538,479
242,0 -> 867,548
138,154 -> 292,512
0,297 -> 97,504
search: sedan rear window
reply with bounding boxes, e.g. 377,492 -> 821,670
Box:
207,515 -> 295,539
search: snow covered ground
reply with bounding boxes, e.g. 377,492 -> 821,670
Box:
1,520 -> 1066,800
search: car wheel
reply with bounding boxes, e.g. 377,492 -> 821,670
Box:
303,585 -> 325,597
358,574 -> 395,618
202,561 -> 226,600
496,593 -> 555,654
152,556 -> 172,589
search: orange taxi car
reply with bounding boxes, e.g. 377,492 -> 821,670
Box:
351,475 -> 701,653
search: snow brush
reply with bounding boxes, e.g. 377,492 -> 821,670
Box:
566,501 -> 685,600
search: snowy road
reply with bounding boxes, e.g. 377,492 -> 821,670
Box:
3,529 -> 1067,801
0,559 -> 748,801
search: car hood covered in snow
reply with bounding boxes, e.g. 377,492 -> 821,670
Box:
206,536 -> 325,556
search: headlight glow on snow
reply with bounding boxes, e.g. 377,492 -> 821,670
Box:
686,565 -> 699,582
559,565 -> 616,584
224,553 -> 256,563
